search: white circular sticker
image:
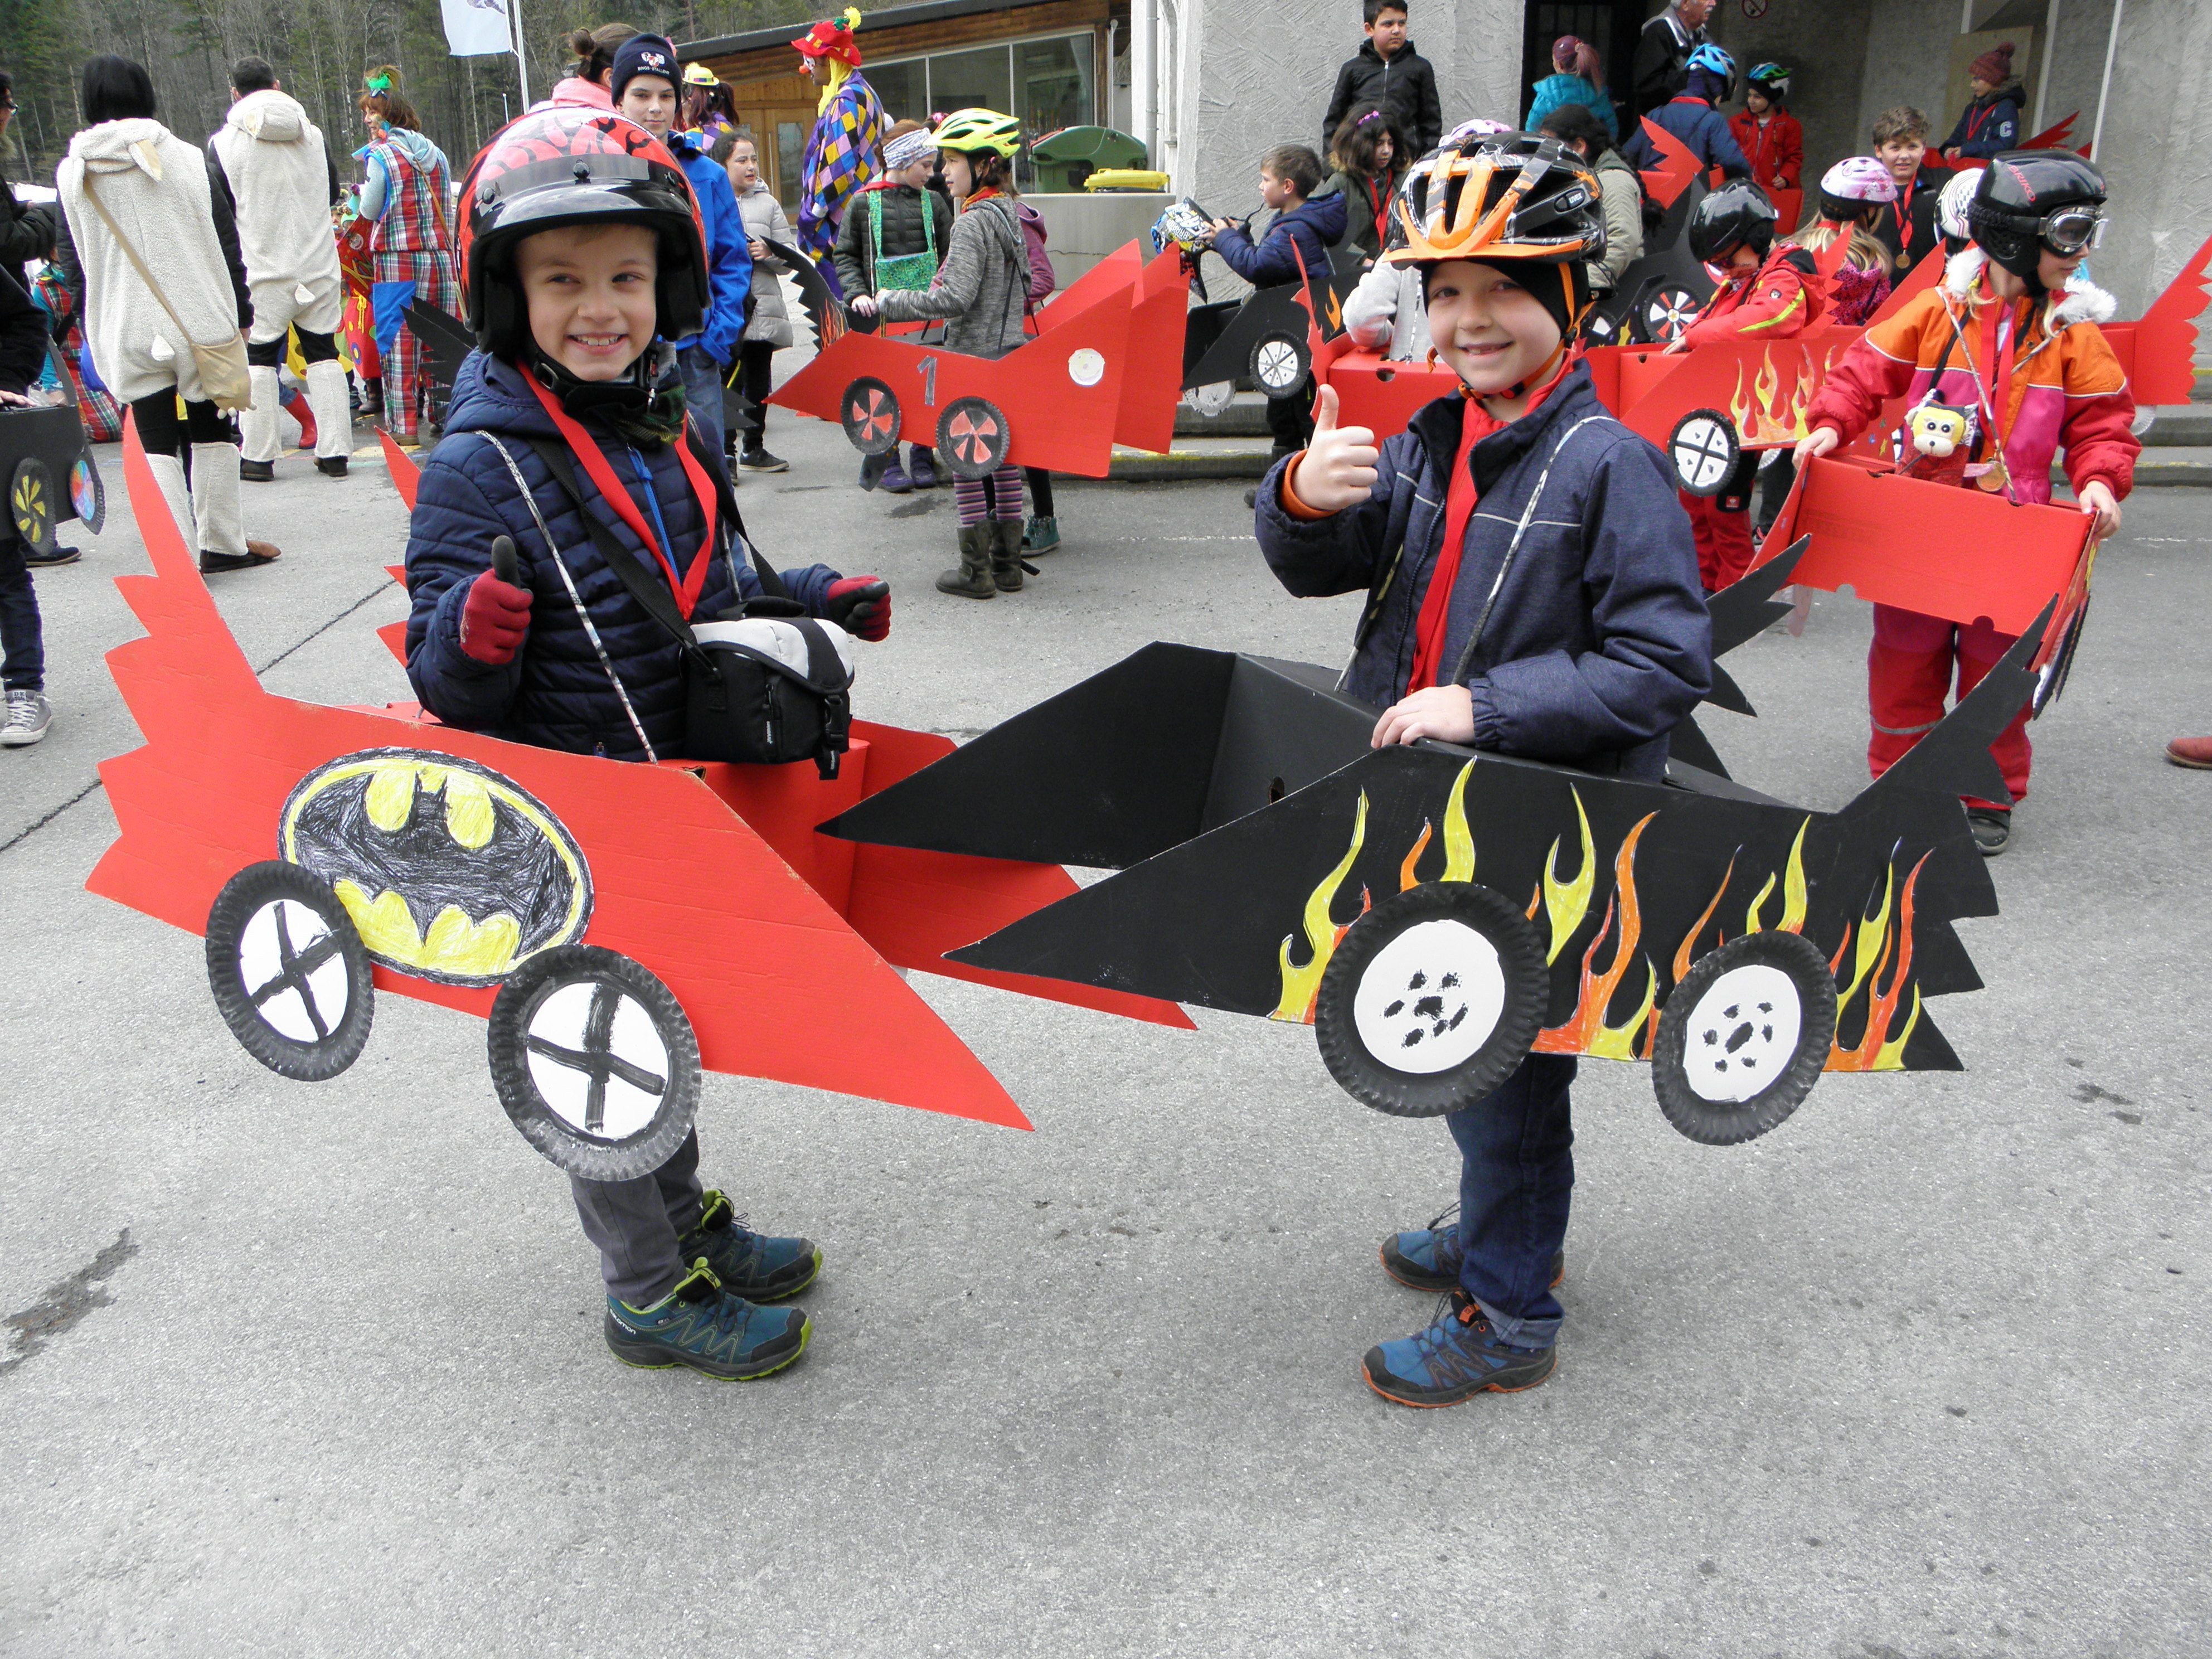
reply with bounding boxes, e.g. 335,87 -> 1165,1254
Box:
1066,348 -> 1105,387
1681,962 -> 1803,1103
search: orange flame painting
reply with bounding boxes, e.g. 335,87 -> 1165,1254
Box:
1728,348 -> 1821,447
1534,813 -> 1659,1061
1827,852 -> 1929,1071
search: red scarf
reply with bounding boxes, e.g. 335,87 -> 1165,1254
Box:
1891,177 -> 1918,256
1405,365 -> 1570,691
522,367 -> 720,620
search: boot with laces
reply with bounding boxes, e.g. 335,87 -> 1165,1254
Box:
675,1190 -> 820,1302
602,1259 -> 811,1380
1362,1290 -> 1556,1408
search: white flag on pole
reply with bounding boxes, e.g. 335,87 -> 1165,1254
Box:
441,0 -> 515,57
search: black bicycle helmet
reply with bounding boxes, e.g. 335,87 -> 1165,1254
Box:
1967,149 -> 2108,292
458,106 -> 709,357
1687,178 -> 1780,266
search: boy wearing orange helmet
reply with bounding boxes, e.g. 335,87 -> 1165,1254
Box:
1256,135 -> 1711,1406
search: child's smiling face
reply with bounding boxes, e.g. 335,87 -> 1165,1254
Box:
516,222 -> 658,382
1423,260 -> 1564,396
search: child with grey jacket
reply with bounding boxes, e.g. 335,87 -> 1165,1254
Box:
722,131 -> 795,472
852,108 -> 1036,600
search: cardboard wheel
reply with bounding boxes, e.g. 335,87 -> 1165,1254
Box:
1314,882 -> 1547,1118
839,377 -> 902,455
69,452 -> 105,535
1651,930 -> 1836,1145
487,945 -> 699,1181
1635,284 -> 1703,345
1670,409 -> 1742,497
937,396 -> 1012,479
1249,331 -> 1311,397
10,458 -> 56,555
205,861 -> 376,1083
1186,380 -> 1235,417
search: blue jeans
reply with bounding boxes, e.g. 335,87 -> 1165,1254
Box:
1447,1054 -> 1576,1348
678,346 -> 729,475
0,534 -> 43,692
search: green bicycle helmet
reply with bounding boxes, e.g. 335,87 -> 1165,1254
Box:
930,107 -> 1022,157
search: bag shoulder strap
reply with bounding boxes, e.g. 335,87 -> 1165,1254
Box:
681,423 -> 795,606
525,436 -> 704,655
78,169 -> 206,348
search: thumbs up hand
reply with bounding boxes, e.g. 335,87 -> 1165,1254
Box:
1288,385 -> 1380,515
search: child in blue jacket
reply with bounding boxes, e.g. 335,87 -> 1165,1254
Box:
1207,144 -> 1350,459
1621,43 -> 1750,180
611,35 -> 750,469
404,108 -> 890,1382
1254,135 -> 1711,1406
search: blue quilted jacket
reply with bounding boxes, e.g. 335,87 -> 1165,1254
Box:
1254,362 -> 1711,782
404,350 -> 839,759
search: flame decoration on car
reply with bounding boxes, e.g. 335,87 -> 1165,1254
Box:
1269,765 -> 1928,1071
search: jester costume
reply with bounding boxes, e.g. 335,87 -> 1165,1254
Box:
358,125 -> 461,442
793,8 -> 886,299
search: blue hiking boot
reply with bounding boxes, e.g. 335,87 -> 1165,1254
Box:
603,1260 -> 811,1380
878,456 -> 914,493
1362,1290 -> 1556,1407
1381,1210 -> 1564,1294
907,445 -> 939,488
676,1190 -> 821,1302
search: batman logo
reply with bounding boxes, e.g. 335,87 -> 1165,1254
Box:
279,750 -> 593,986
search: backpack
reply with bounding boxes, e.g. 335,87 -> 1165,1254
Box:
1017,202 -> 1055,303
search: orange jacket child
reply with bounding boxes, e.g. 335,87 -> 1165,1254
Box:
1803,244 -> 2139,841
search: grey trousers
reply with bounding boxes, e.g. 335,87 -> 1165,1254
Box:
570,1129 -> 704,1307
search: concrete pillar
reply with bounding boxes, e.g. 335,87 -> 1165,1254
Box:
2081,0 -> 2212,319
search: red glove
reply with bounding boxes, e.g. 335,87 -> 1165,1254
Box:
824,576 -> 891,642
459,570 -> 532,665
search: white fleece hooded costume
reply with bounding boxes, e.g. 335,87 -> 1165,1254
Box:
211,89 -> 351,464
59,118 -> 256,559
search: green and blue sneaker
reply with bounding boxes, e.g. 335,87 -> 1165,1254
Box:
604,1260 -> 810,1380
1362,1290 -> 1557,1408
1381,1208 -> 1564,1294
677,1190 -> 821,1302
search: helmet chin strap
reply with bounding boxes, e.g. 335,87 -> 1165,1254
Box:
520,337 -> 679,419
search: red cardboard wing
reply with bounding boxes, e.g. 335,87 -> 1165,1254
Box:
1638,116 -> 1702,210
1757,454 -> 2094,639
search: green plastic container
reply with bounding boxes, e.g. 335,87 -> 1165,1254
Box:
1029,125 -> 1149,192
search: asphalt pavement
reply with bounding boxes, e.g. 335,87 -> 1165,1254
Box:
3,400 -> 2210,1657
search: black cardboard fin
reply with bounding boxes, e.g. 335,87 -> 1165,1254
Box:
1849,602 -> 2052,813
1707,536 -> 1806,660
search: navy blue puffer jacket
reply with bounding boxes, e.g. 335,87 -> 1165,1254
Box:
1254,362 -> 1711,782
405,351 -> 839,759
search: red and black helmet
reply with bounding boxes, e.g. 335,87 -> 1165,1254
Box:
457,106 -> 708,356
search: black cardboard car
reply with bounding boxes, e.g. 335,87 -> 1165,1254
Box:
826,550 -> 2045,1147
4,345 -> 105,554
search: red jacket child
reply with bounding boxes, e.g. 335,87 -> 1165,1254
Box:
1729,108 -> 1802,192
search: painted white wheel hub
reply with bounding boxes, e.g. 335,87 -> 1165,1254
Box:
1352,918 -> 1507,1076
237,898 -> 350,1043
1681,963 -> 1803,1103
1255,339 -> 1301,390
525,979 -> 671,1139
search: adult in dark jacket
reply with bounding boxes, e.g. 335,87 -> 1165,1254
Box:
1621,56 -> 1749,180
0,266 -> 55,746
1630,0 -> 1715,118
1321,2 -> 1441,160
1940,43 -> 2024,161
406,107 -> 891,1384
0,72 -> 58,268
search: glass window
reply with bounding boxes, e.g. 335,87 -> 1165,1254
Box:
776,120 -> 806,212
868,58 -> 929,128
926,44 -> 1013,120
1015,35 -> 1092,145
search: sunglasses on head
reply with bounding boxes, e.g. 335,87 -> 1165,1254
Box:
2038,205 -> 2107,256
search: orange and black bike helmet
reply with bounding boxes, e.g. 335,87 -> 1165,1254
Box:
1384,133 -> 1606,268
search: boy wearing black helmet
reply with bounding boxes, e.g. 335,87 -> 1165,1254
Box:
402,108 -> 894,1379
1797,151 -> 2137,857
1672,179 -> 1825,589
1255,135 -> 1711,1407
